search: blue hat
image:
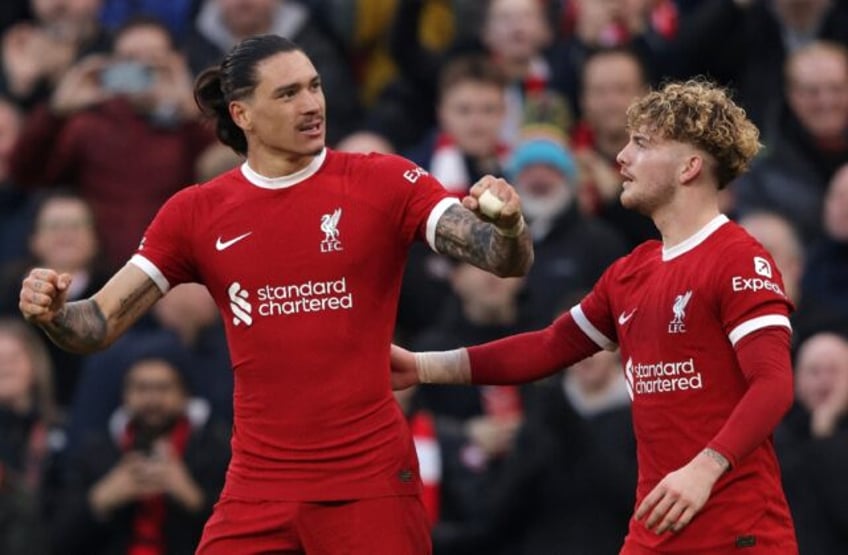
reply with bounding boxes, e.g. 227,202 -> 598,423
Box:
507,139 -> 578,182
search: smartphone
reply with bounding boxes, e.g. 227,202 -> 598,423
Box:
101,61 -> 153,94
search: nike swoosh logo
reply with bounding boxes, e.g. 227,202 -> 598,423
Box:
618,309 -> 637,325
215,232 -> 252,251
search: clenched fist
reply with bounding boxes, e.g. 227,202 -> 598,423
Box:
19,268 -> 72,325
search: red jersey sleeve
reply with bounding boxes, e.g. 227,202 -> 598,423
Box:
129,186 -> 199,292
570,261 -> 620,351
714,237 -> 793,346
357,153 -> 457,251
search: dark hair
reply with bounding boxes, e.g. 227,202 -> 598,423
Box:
113,15 -> 177,49
438,55 -> 507,102
194,35 -> 302,155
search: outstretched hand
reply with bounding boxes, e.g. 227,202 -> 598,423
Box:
390,344 -> 419,391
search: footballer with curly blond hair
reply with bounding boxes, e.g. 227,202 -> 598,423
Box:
392,79 -> 799,553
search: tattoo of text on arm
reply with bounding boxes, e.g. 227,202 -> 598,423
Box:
434,204 -> 533,277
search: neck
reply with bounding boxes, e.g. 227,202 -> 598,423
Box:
502,58 -> 532,81
247,149 -> 317,178
652,187 -> 721,249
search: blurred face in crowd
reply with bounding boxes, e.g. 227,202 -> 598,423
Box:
773,0 -> 830,32
786,45 -> 848,141
451,263 -> 523,320
232,50 -> 326,160
582,52 -> 647,143
795,333 -> 848,412
113,23 -> 172,68
30,196 -> 98,272
0,100 -> 21,182
218,0 -> 276,38
438,79 -> 505,158
0,330 -> 36,412
483,0 -> 551,64
824,164 -> 848,241
568,349 -> 621,395
515,163 -> 574,221
124,359 -> 187,433
31,0 -> 101,38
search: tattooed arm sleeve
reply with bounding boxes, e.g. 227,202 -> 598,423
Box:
434,204 -> 534,277
40,264 -> 163,353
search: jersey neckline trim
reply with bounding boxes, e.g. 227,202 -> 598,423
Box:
662,214 -> 729,261
240,148 -> 327,190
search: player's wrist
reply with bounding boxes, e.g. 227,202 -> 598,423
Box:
696,448 -> 730,479
414,348 -> 471,385
493,216 -> 526,238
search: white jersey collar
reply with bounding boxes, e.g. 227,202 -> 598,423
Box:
662,214 -> 729,261
240,149 -> 327,190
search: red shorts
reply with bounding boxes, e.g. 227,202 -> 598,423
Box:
196,494 -> 432,555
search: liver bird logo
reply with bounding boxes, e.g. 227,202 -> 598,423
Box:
321,208 -> 342,242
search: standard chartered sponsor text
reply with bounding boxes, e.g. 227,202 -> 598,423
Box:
256,277 -> 353,316
630,357 -> 703,394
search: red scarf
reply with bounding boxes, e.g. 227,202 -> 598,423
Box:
122,417 -> 191,555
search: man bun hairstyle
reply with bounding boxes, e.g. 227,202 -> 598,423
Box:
194,35 -> 302,156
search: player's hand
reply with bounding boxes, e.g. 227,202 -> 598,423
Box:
463,176 -> 523,232
390,344 -> 420,391
635,450 -> 727,534
19,268 -> 72,325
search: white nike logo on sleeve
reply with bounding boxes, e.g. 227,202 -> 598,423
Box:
618,309 -> 637,325
215,232 -> 252,251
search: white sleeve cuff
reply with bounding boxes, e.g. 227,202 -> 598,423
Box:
728,314 -> 792,346
129,254 -> 170,294
570,304 -> 617,351
425,197 -> 461,252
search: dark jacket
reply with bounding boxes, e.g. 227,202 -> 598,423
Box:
50,405 -> 231,555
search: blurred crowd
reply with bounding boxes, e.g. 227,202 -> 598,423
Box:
0,0 -> 846,554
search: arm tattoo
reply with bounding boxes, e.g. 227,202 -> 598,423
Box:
42,279 -> 160,354
702,448 -> 731,472
434,204 -> 534,277
42,299 -> 108,354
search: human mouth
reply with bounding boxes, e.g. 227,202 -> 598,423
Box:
298,120 -> 323,137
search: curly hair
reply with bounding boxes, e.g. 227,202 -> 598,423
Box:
625,79 -> 761,188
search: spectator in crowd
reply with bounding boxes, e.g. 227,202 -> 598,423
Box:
0,191 -> 106,410
481,349 -> 635,555
398,55 -> 510,337
0,0 -> 111,109
409,261 -> 525,555
775,332 -> 848,555
678,0 -> 848,132
66,284 -> 233,454
505,136 -> 627,328
801,162 -> 848,335
0,96 -> 32,267
10,16 -> 222,268
51,341 -> 231,555
184,0 -> 360,144
373,0 -> 559,151
0,318 -> 56,555
734,41 -> 848,245
572,47 -> 656,247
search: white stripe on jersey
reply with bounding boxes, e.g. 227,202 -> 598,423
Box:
570,304 -> 617,351
129,254 -> 170,294
426,197 -> 461,252
728,314 -> 792,346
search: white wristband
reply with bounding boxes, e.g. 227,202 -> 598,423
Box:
414,349 -> 471,384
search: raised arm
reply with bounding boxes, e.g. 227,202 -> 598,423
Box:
434,176 -> 534,278
19,263 -> 163,354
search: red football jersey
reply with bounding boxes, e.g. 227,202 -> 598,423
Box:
572,215 -> 796,552
131,149 -> 457,501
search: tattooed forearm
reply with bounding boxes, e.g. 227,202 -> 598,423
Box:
434,205 -> 534,277
41,299 -> 108,353
115,278 -> 160,324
